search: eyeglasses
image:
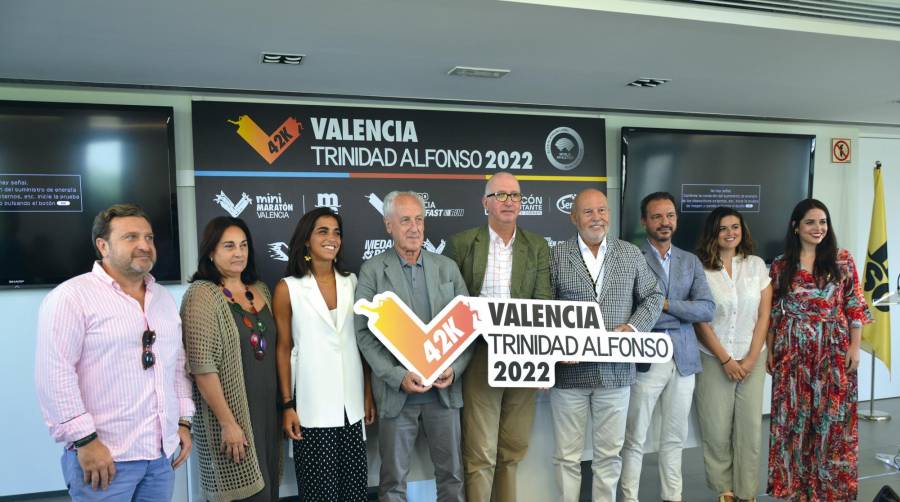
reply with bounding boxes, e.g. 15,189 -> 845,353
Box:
486,191 -> 522,202
142,329 -> 156,370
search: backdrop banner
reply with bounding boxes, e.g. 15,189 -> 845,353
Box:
192,100 -> 606,286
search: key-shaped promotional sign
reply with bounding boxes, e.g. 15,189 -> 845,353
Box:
228,115 -> 302,164
354,293 -> 673,388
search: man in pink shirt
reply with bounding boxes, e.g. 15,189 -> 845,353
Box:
35,204 -> 194,501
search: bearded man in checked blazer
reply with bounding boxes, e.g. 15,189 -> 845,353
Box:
549,188 -> 663,502
444,172 -> 552,502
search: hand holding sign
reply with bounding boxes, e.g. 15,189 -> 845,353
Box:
400,372 -> 432,394
354,294 -> 673,388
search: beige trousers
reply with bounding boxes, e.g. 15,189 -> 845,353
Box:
549,385 -> 630,502
694,351 -> 766,500
462,342 -> 537,502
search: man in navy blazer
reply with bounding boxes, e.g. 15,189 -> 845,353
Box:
620,192 -> 715,502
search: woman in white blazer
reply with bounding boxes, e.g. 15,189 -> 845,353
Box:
274,207 -> 375,502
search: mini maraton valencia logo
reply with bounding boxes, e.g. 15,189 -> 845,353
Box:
214,191 -> 252,217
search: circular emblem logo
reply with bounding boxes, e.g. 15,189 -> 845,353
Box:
545,127 -> 584,171
556,193 -> 576,214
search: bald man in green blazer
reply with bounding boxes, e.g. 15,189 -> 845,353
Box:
444,173 -> 551,502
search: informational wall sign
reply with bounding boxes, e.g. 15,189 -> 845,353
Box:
832,138 -> 852,163
354,293 -> 673,388
0,174 -> 83,213
680,184 -> 761,213
192,101 -> 606,286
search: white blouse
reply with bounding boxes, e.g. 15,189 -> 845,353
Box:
701,254 -> 770,359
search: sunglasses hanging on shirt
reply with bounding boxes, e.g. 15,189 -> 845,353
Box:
222,284 -> 268,360
142,329 -> 156,370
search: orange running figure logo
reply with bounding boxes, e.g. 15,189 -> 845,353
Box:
227,115 -> 302,164
355,292 -> 480,386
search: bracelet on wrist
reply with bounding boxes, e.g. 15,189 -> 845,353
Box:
721,356 -> 733,366
73,432 -> 98,449
279,399 -> 296,411
178,421 -> 192,431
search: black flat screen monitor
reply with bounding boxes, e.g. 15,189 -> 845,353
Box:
0,101 -> 180,288
620,128 -> 814,262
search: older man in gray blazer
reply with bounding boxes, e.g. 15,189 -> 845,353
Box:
355,190 -> 471,502
620,192 -> 715,502
550,188 -> 663,502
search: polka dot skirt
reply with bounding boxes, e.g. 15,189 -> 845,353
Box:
293,415 -> 367,501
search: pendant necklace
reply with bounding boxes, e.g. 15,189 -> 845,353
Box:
222,284 -> 268,360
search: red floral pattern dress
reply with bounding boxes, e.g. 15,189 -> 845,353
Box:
767,249 -> 872,502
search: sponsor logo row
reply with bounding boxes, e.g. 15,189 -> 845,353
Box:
214,190 -> 579,220
212,190 -> 576,263
213,190 -> 470,219
266,238 -> 447,262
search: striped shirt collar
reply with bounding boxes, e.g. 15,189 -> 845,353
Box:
91,261 -> 157,290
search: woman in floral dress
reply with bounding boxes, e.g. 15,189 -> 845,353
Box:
766,198 -> 872,502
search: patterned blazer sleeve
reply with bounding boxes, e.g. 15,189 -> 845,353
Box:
549,243 -> 563,301
628,252 -> 664,332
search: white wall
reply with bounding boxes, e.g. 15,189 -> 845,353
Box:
2,83 -> 898,499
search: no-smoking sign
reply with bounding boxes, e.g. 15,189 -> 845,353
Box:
832,138 -> 851,163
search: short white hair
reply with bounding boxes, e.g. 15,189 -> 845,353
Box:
383,190 -> 426,218
484,172 -> 519,196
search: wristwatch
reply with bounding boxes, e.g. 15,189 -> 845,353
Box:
178,416 -> 193,431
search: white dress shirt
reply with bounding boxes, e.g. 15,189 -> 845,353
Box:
578,234 -> 608,297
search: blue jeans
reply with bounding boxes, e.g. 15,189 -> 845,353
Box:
61,449 -> 175,501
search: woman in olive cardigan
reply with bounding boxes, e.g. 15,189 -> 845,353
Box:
182,216 -> 282,501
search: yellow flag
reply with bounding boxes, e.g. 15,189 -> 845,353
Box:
861,163 -> 891,371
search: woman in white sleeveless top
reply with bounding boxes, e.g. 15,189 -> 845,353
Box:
692,207 -> 772,502
273,207 -> 375,501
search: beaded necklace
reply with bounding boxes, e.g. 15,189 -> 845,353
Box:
222,283 -> 268,360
